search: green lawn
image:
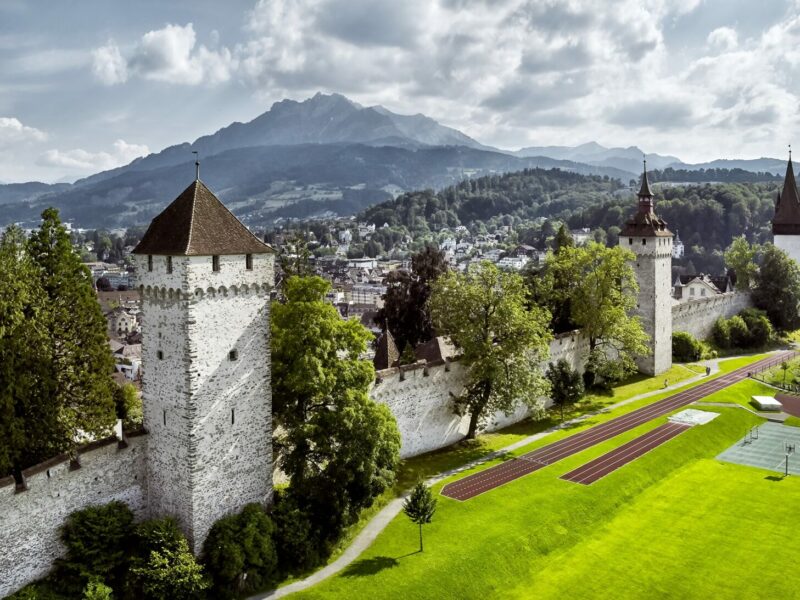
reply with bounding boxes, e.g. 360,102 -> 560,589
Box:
698,378 -> 779,411
292,373 -> 799,599
279,352 -> 772,591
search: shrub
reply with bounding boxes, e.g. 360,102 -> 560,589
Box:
130,537 -> 208,600
740,308 -> 773,347
203,503 -> 278,597
82,579 -> 113,600
727,315 -> 750,348
672,332 -> 703,362
57,501 -> 134,593
712,318 -> 731,349
271,492 -> 320,574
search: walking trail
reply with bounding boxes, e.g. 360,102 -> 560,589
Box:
249,355 -> 771,599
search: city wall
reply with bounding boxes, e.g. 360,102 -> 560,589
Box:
671,291 -> 753,340
0,433 -> 147,597
370,331 -> 591,458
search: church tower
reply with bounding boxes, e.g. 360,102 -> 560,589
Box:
133,178 -> 274,552
620,161 -> 673,375
772,152 -> 800,264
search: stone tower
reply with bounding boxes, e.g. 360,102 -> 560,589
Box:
620,162 -> 673,375
132,178 -> 274,552
772,153 -> 800,264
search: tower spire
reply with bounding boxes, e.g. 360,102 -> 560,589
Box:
192,150 -> 199,181
638,157 -> 653,198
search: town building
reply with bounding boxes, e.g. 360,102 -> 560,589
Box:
672,274 -> 734,302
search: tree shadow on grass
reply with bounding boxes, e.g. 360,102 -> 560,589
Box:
341,556 -> 399,577
765,475 -> 786,482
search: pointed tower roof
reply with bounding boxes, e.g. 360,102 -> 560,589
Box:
772,156 -> 800,235
621,159 -> 672,238
133,180 -> 273,255
373,329 -> 400,371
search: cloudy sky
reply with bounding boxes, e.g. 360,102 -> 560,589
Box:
1,0 -> 799,182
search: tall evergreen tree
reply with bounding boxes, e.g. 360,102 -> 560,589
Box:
27,208 -> 116,457
0,226 -> 55,478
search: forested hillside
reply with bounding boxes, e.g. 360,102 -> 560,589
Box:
361,168 -> 780,274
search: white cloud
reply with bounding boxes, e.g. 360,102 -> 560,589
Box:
92,42 -> 128,85
38,139 -> 149,172
91,23 -> 234,86
0,117 -> 46,142
707,27 -> 738,52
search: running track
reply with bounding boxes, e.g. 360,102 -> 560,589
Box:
560,421 -> 691,485
441,351 -> 795,501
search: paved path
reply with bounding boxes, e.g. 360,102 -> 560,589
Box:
247,353 -> 786,598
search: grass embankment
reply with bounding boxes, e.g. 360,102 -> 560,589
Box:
284,353 -> 774,596
753,355 -> 800,387
294,393 -> 793,599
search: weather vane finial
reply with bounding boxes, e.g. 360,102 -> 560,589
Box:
192,150 -> 200,180
790,144 -> 792,161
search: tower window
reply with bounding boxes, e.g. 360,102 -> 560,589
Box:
229,349 -> 238,361
246,254 -> 253,270
212,255 -> 220,272
642,238 -> 647,245
163,410 -> 166,426
166,256 -> 173,274
628,238 -> 633,245
231,408 -> 235,425
157,350 -> 164,360
148,255 -> 153,272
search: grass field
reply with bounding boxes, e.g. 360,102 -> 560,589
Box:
290,353 -> 772,584
292,368 -> 800,599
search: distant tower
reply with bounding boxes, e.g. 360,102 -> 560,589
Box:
132,179 -> 274,552
620,161 -> 673,375
772,150 -> 800,264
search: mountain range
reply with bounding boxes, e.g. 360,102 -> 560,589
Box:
0,93 -> 788,229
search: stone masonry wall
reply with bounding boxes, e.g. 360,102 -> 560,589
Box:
672,291 -> 753,340
0,434 -> 147,598
371,331 -> 591,458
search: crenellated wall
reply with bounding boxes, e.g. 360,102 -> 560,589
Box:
0,433 -> 147,598
671,291 -> 753,340
370,331 -> 592,458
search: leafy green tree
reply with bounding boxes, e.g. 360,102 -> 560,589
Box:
130,537 -> 207,600
712,318 -> 731,349
271,492 -> 318,573
0,226 -> 55,478
27,208 -> 117,457
114,382 -> 142,428
402,482 -> 437,552
272,276 -> 401,550
203,504 -> 277,597
429,261 -> 552,439
277,233 -> 314,291
753,244 -> 800,331
739,308 -> 773,347
545,359 -> 584,421
727,315 -> 750,348
375,245 -> 448,350
549,243 -> 649,387
724,236 -> 759,289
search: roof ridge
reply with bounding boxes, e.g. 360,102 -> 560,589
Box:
184,180 -> 199,254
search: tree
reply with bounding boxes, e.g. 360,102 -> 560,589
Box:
553,224 -> 573,254
272,276 -> 401,551
429,261 -> 552,439
375,245 -> 448,350
782,361 -> 790,386
549,243 -> 649,387
0,226 -> 55,478
82,579 -> 113,600
402,482 -> 437,552
203,504 -> 278,597
27,208 -> 117,458
545,359 -> 584,421
753,244 -> 800,331
672,332 -> 703,362
724,236 -> 759,289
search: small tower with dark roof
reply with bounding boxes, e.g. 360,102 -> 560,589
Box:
620,160 -> 673,375
133,179 -> 274,552
772,150 -> 800,264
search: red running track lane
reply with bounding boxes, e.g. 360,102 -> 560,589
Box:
560,421 -> 691,485
441,351 -> 795,501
